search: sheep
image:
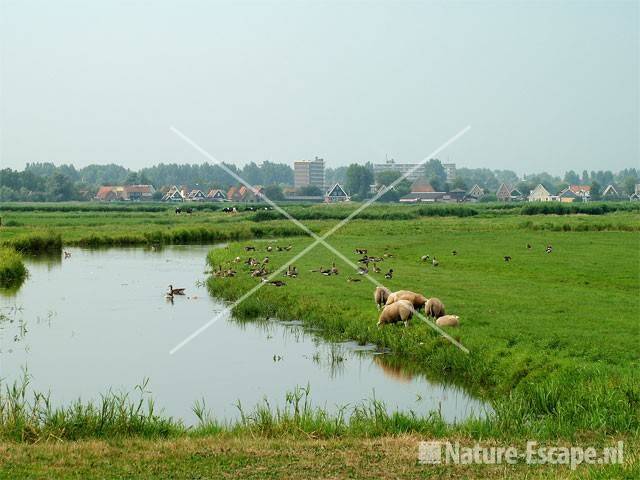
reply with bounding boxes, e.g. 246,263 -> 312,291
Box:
436,315 -> 459,327
377,299 -> 415,327
385,290 -> 428,310
373,286 -> 391,310
425,297 -> 445,318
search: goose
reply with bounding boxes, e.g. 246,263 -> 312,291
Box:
263,279 -> 286,287
384,269 -> 393,279
373,263 -> 381,273
452,250 -> 457,256
357,266 -> 368,275
330,262 -> 339,275
320,266 -> 332,276
504,256 -> 512,262
383,252 -> 394,258
347,276 -> 362,283
233,256 -> 241,263
355,248 -> 368,255
168,285 -> 186,295
432,258 -> 439,267
526,243 -> 532,249
244,246 -> 256,251
266,245 -> 273,252
262,257 -> 270,264
310,266 -> 324,273
421,255 -> 430,262
63,251 -> 72,259
284,245 -> 293,251
545,245 -> 553,254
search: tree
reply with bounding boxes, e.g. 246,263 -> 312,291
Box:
262,184 -> 284,201
581,170 -> 590,184
622,176 -> 638,195
345,164 -> 374,199
451,177 -> 468,191
375,170 -> 402,187
46,173 -> 76,201
423,159 -> 447,187
297,185 -> 322,196
564,170 -> 580,184
590,181 -> 602,200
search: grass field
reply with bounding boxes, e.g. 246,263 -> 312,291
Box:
0,202 -> 638,477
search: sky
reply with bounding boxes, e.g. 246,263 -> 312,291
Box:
0,0 -> 638,175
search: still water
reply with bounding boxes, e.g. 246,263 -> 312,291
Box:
0,246 -> 488,424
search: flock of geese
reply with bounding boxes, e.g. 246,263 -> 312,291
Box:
165,240 -> 554,298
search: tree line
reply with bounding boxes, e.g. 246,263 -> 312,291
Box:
0,160 -> 637,202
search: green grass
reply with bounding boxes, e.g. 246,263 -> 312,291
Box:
0,248 -> 27,288
206,216 -> 640,438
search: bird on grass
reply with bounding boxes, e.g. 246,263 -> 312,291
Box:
357,266 -> 368,275
384,269 -> 393,279
421,255 -> 430,262
347,276 -> 362,283
504,256 -> 512,262
452,250 -> 457,256
526,243 -> 532,249
432,258 -> 439,267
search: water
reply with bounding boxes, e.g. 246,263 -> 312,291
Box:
0,246 -> 488,424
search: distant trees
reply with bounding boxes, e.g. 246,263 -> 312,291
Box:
297,185 -> 323,196
262,185 -> 285,201
345,164 -> 374,200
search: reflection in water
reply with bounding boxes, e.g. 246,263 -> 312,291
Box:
372,354 -> 415,383
0,246 -> 490,424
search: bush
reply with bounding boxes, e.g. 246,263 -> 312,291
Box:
0,247 -> 28,288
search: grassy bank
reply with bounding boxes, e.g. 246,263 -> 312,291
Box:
0,248 -> 27,288
206,217 -> 640,439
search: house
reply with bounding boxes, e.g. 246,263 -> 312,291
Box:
123,184 -> 155,201
324,183 -> 350,203
528,184 -> 555,202
226,186 -> 242,202
409,179 -> 435,193
238,185 -> 264,203
206,189 -> 227,202
567,185 -> 591,201
558,188 -> 579,203
496,183 -> 523,202
187,189 -> 207,202
95,186 -> 127,201
630,184 -> 640,201
467,184 -> 484,200
601,184 -> 620,200
445,188 -> 467,203
161,186 -> 185,202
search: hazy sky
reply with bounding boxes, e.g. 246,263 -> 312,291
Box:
1,1 -> 638,174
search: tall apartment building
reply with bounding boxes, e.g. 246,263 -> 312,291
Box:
374,159 -> 457,183
294,156 -> 325,190
442,163 -> 457,182
372,159 -> 425,182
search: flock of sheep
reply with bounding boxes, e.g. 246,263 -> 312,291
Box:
374,286 -> 459,328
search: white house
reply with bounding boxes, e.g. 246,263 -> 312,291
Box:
528,184 -> 555,202
324,183 -> 350,203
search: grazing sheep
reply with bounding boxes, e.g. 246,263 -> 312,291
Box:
385,290 -> 428,310
377,299 -> 415,327
425,297 -> 445,318
436,315 -> 459,327
374,286 -> 391,310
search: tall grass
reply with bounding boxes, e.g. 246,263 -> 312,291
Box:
521,202 -> 639,215
0,374 -> 182,442
0,247 -> 28,288
2,232 -> 63,254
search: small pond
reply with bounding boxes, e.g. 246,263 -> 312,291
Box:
0,246 -> 489,424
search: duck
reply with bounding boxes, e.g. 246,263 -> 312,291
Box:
384,269 -> 393,279
167,285 -> 186,295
